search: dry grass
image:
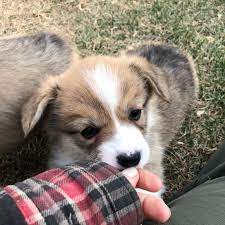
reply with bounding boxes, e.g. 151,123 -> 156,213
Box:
0,0 -> 224,196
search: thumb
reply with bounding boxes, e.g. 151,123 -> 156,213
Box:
122,167 -> 139,187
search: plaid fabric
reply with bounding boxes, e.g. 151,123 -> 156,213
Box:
0,161 -> 143,225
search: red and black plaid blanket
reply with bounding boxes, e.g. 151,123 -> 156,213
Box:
0,161 -> 143,225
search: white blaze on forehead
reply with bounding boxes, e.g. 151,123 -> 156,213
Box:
83,64 -> 120,110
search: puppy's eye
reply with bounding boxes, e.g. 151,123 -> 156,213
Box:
81,126 -> 100,139
129,109 -> 142,121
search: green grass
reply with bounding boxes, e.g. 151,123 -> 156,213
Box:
0,0 -> 224,195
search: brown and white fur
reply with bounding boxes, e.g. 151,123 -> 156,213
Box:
0,33 -> 73,154
0,33 -> 198,184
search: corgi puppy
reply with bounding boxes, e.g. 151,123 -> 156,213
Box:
0,33 -> 198,182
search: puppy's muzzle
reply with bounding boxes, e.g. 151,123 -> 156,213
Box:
117,152 -> 141,168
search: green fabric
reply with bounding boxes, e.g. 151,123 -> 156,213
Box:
143,140 -> 225,225
163,177 -> 225,225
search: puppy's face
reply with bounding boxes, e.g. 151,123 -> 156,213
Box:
22,55 -> 168,169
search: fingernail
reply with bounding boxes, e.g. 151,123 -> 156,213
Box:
162,204 -> 171,222
135,188 -> 152,195
122,167 -> 138,178
136,188 -> 162,198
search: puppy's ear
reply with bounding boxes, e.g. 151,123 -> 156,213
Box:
21,76 -> 60,137
129,62 -> 170,102
127,44 -> 196,102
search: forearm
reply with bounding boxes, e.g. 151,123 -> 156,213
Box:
0,161 -> 143,225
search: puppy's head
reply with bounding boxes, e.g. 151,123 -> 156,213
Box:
21,49 -> 169,169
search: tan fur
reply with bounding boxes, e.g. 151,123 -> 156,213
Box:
0,33 -> 198,180
0,32 -> 73,153
22,57 -> 152,157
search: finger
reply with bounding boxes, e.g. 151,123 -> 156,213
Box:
139,193 -> 171,223
135,188 -> 161,198
137,169 -> 162,192
122,167 -> 139,187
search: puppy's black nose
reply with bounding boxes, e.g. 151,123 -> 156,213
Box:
117,152 -> 141,168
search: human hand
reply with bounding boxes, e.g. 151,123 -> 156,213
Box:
122,168 -> 171,223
